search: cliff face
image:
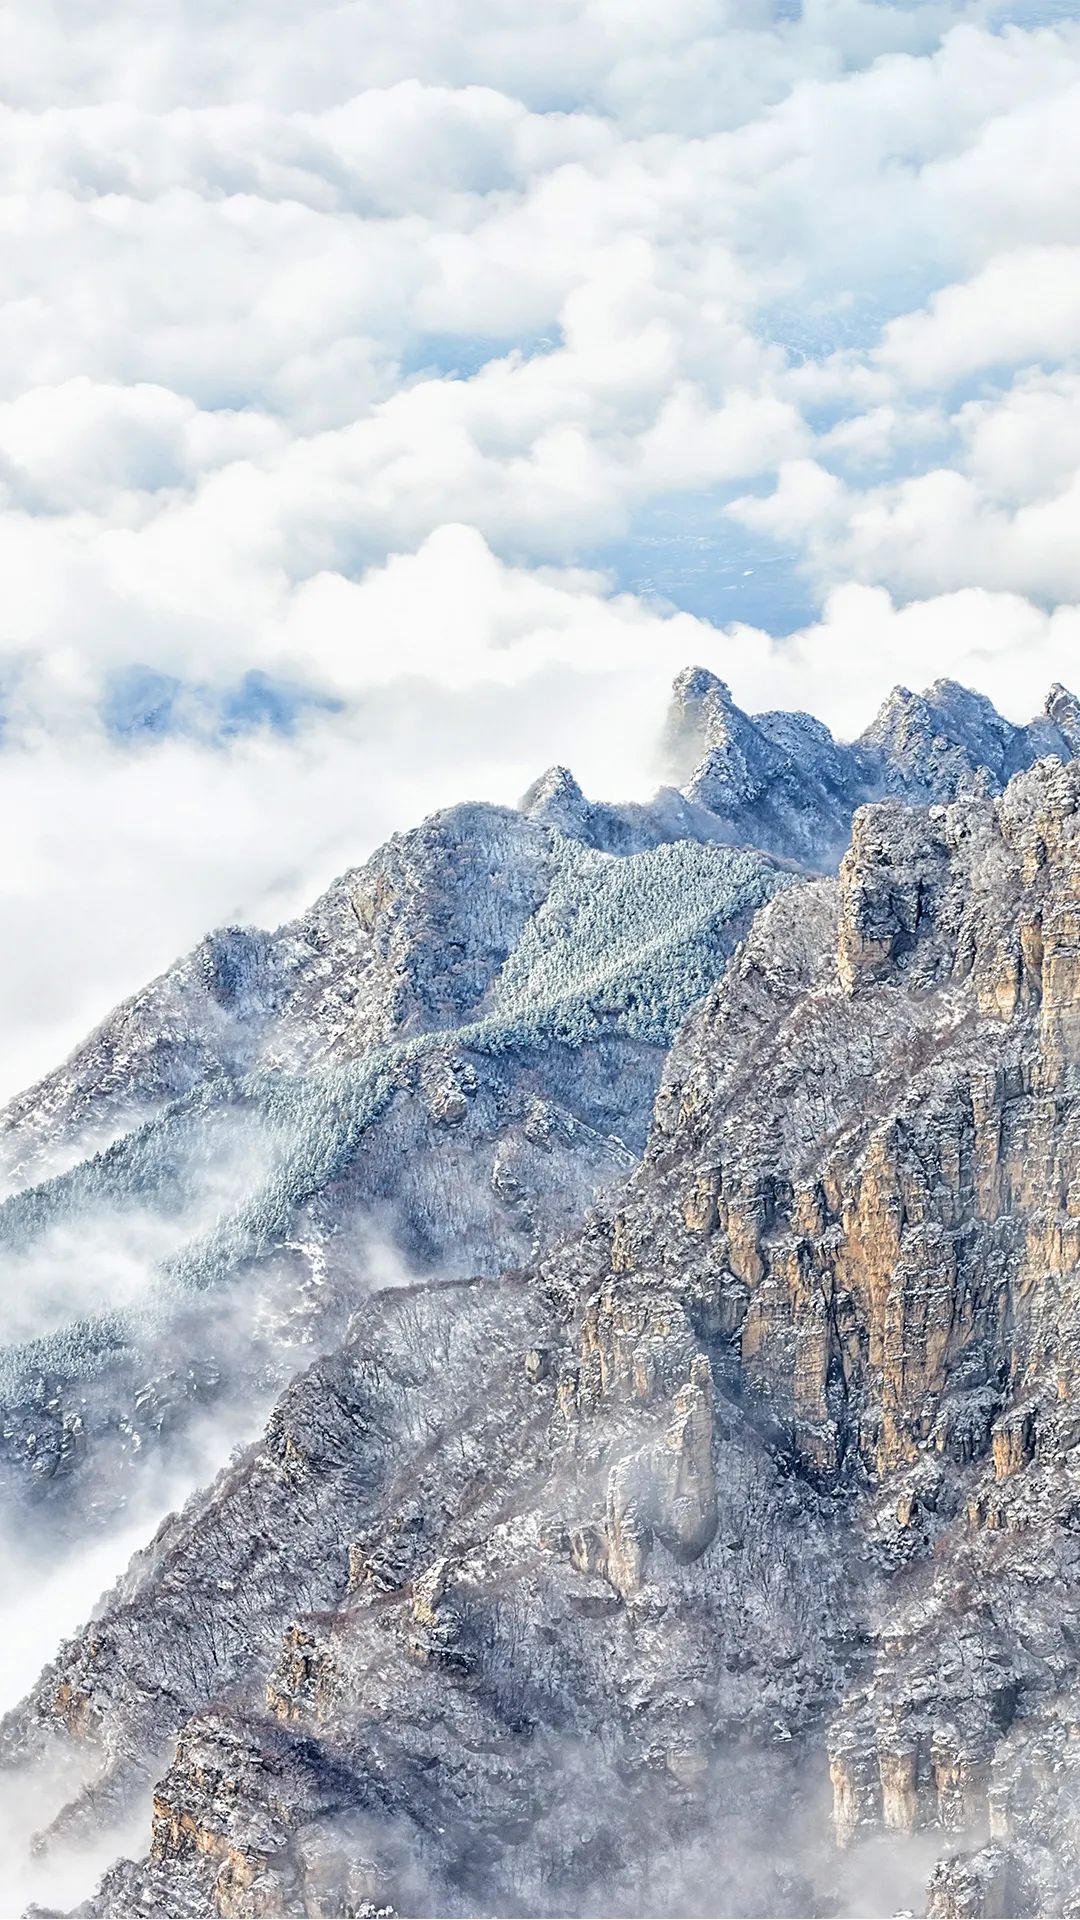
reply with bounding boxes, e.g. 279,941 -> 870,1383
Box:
7,683 -> 1080,1918
4,1248 -> 858,1915
620,756 -> 1080,1913
617,758 -> 1080,1486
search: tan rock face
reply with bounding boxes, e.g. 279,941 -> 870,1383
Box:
558,1281 -> 718,1596
836,806 -> 950,995
406,1556 -> 469,1666
624,764 -> 1080,1486
991,1407 -> 1037,1481
555,760 -> 1080,1904
828,1734 -> 881,1848
878,1741 -> 923,1833
51,1678 -> 101,1741
660,1355 -> 719,1560
145,1716 -> 377,1919
828,1607 -> 1007,1861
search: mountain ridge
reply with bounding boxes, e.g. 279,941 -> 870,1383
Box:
0,669 -> 1074,1541
6,669 -> 1074,1198
3,670 -> 1080,1917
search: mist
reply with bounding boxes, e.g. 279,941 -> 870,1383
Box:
0,1380 -> 277,1913
0,1116 -> 282,1347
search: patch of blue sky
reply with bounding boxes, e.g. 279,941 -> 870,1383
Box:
400,329 -> 562,382
589,490 -> 820,634
759,273 -> 942,365
986,0 -> 1080,22
102,666 -> 342,744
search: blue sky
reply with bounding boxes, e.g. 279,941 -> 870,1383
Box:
2,0 -> 1080,1090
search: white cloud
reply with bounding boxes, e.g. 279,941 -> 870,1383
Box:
721,583 -> 1080,736
0,1 -> 976,125
879,244 -> 1080,388
0,0 -> 1079,1104
958,369 -> 1080,503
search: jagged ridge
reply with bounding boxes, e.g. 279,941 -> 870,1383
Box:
4,674 -> 1080,1917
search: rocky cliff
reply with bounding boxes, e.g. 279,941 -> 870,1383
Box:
4,677 -> 1080,1917
663,667 -> 1080,865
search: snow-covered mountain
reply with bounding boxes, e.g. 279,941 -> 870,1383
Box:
0,719 -> 794,1533
664,667 -> 1080,863
2,670 -> 1079,1918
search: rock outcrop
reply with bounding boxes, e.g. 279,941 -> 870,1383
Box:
662,665 -> 1080,866
7,679 -> 1080,1915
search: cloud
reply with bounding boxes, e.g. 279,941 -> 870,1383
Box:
0,0 -> 1079,1100
879,244 -> 1080,388
958,368 -> 1080,503
722,582 -> 1080,736
0,1 -> 977,125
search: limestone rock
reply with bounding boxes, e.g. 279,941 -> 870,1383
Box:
7,678 -> 1080,1916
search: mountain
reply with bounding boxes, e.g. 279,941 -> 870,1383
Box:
1,671 -> 1078,1918
663,668 -> 1080,865
0,801 -> 785,1536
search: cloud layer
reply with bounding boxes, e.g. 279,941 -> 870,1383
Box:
2,0 -> 1080,1094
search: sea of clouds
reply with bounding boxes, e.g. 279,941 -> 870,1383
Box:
2,0 -> 1080,1096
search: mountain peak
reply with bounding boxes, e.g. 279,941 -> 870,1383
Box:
924,676 -> 1009,732
669,664 -> 731,706
857,679 -> 1019,806
860,683 -> 920,735
1045,681 -> 1080,734
660,666 -> 740,785
519,764 -> 589,831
